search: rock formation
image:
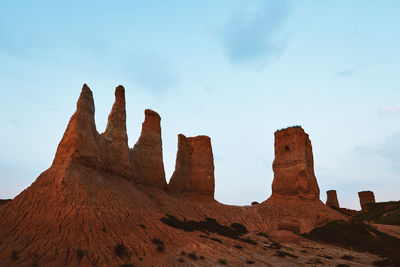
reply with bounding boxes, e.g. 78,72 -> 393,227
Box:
358,191 -> 376,211
0,86 -> 351,266
130,109 -> 167,189
102,85 -> 132,179
168,134 -> 215,197
326,190 -> 339,209
271,126 -> 320,200
263,126 -> 346,233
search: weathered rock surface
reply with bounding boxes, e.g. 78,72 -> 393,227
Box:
102,85 -> 132,179
0,199 -> 11,206
359,191 -> 376,211
130,109 -> 167,189
271,126 -> 320,200
264,126 -> 346,233
326,190 -> 340,209
168,134 -> 215,197
0,86 -> 357,267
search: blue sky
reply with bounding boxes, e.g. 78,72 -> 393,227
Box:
0,0 -> 399,209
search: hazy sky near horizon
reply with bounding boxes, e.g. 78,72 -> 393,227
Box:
0,1 -> 399,209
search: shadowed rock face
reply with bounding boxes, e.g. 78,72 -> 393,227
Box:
358,191 -> 376,211
169,134 -> 215,196
130,109 -> 167,189
271,127 -> 320,200
326,190 -> 340,209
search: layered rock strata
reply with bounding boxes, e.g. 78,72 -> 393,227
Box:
271,126 -> 320,200
168,134 -> 215,197
358,191 -> 376,211
326,190 -> 339,209
130,109 -> 167,189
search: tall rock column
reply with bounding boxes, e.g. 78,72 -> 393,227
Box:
53,84 -> 101,169
102,85 -> 132,179
326,190 -> 339,209
169,134 -> 215,197
358,191 -> 376,211
130,109 -> 166,189
271,126 -> 320,200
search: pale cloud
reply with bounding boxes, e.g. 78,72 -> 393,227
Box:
379,106 -> 400,115
219,0 -> 290,67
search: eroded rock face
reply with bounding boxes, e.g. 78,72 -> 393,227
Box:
326,190 -> 339,209
271,127 -> 320,200
130,109 -> 166,189
102,85 -> 132,179
358,191 -> 376,211
168,134 -> 215,197
53,84 -> 101,170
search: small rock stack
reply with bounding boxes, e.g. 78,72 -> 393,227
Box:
326,190 -> 339,209
358,191 -> 376,211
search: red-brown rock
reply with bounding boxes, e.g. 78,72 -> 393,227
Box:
130,109 -> 167,189
271,126 -> 320,200
168,134 -> 215,197
358,191 -> 376,211
53,84 -> 101,171
326,190 -> 339,209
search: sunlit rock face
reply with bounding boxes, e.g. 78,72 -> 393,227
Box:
130,109 -> 167,189
271,126 -> 320,200
168,134 -> 215,197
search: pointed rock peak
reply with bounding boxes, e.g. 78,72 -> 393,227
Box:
115,85 -> 125,98
104,85 -> 127,143
77,83 -> 95,116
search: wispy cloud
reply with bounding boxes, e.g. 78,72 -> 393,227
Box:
355,133 -> 400,169
379,106 -> 400,115
219,0 -> 290,67
336,70 -> 354,77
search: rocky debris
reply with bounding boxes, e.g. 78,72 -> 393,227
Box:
358,191 -> 376,211
130,109 -> 167,189
271,126 -> 320,200
326,190 -> 339,209
102,85 -> 132,179
168,134 -> 215,197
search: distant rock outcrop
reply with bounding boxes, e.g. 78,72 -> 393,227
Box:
271,126 -> 320,200
358,191 -> 376,211
130,109 -> 167,189
326,190 -> 339,209
168,134 -> 215,197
